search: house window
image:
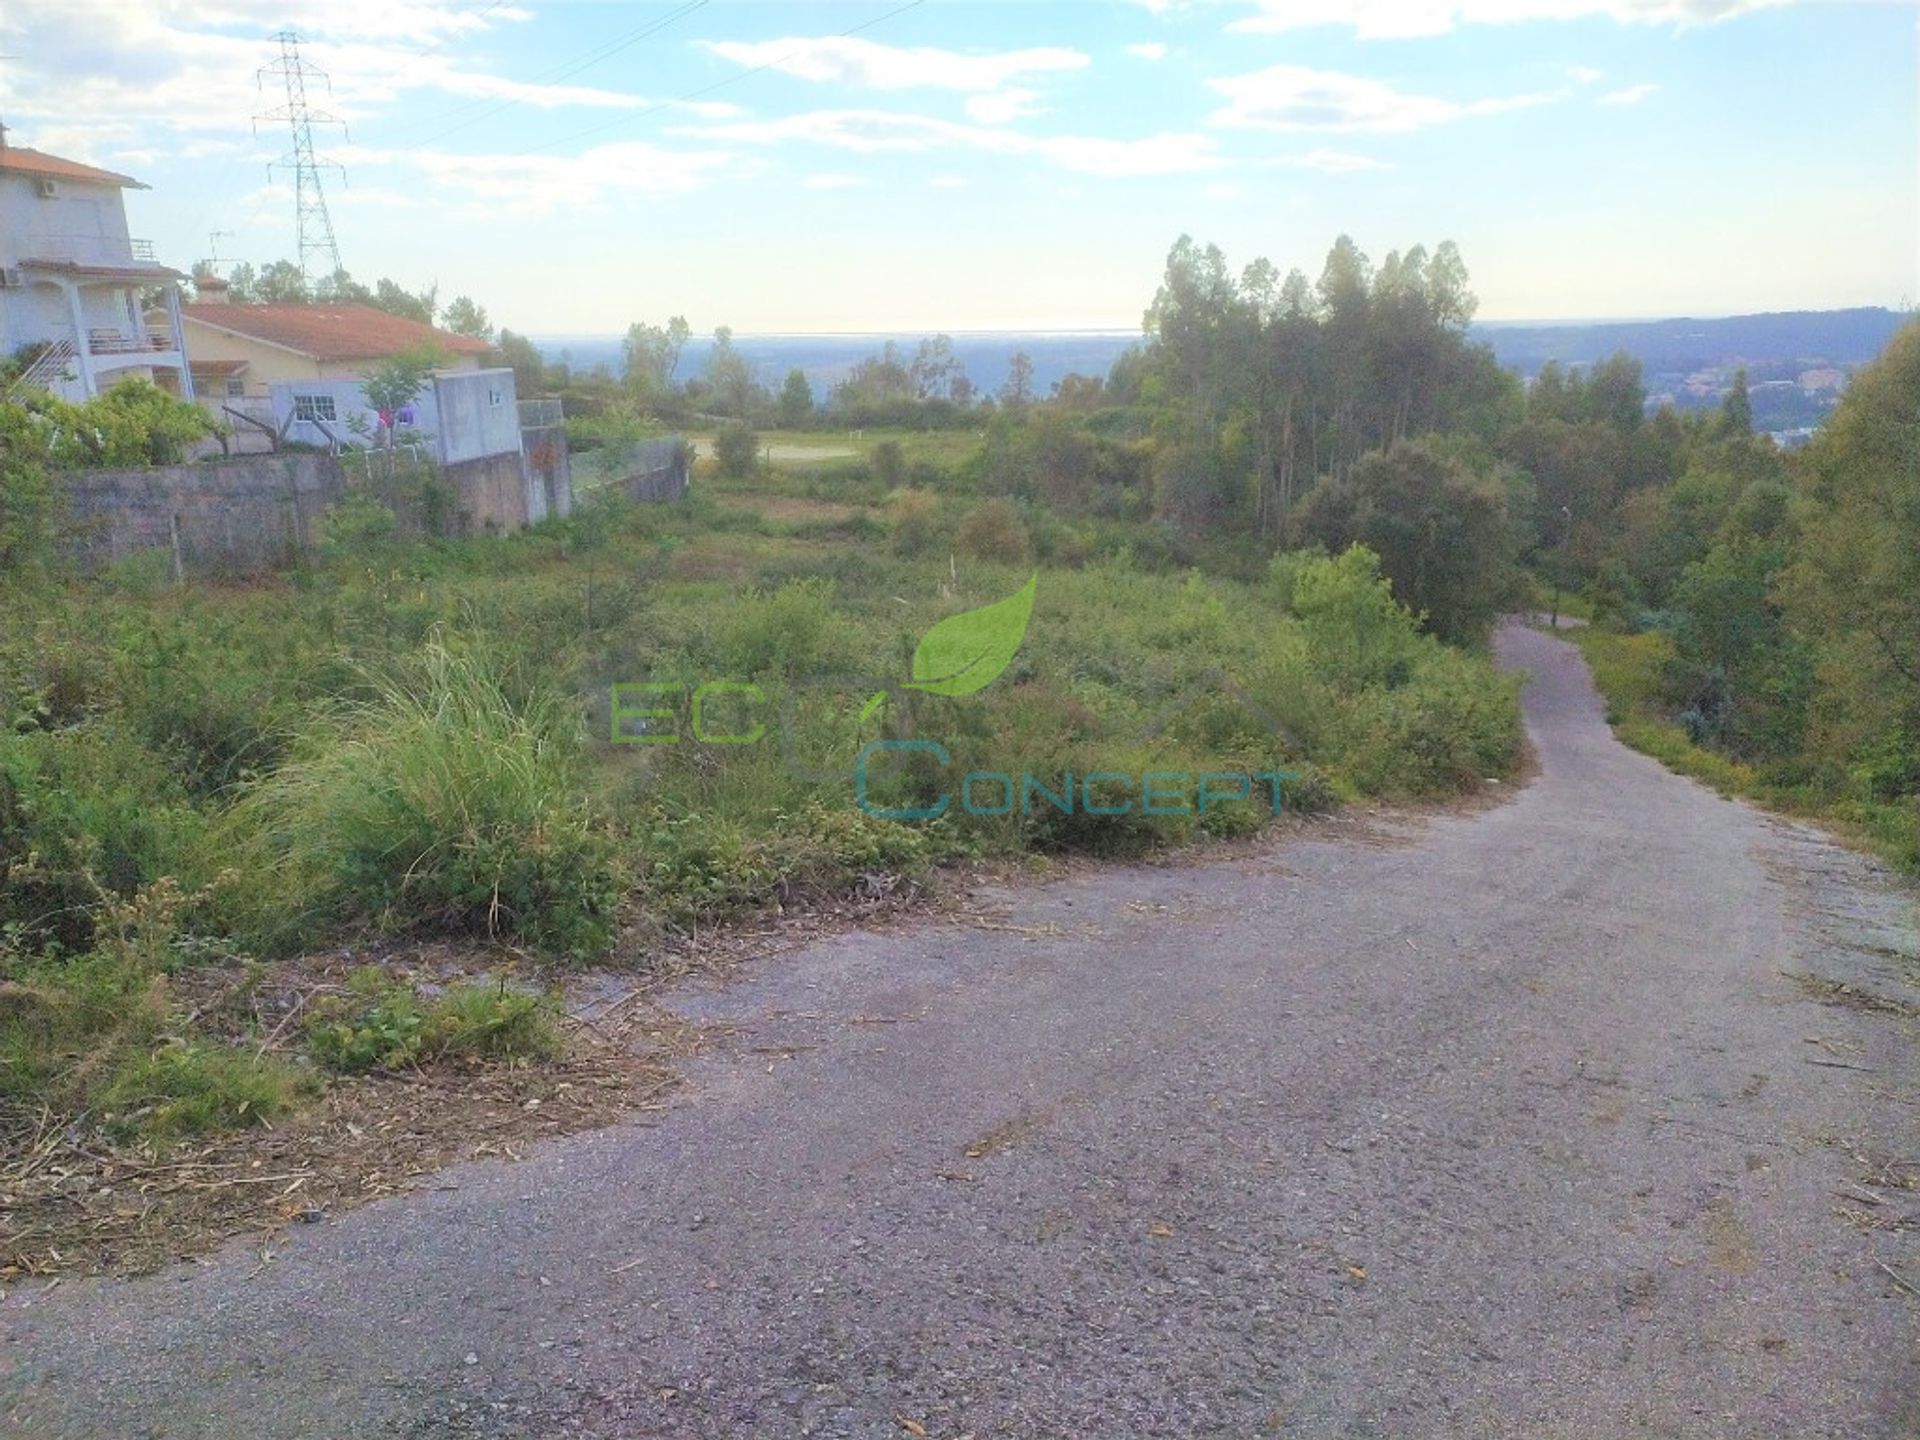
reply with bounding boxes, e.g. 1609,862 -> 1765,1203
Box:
225,378 -> 246,398
293,394 -> 337,423
488,387 -> 504,407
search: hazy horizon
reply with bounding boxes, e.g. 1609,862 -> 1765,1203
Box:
526,302 -> 1908,344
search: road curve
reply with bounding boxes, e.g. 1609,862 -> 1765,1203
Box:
6,623 -> 1918,1438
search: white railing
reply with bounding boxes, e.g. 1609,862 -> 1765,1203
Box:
7,337 -> 78,398
20,234 -> 162,267
86,326 -> 177,356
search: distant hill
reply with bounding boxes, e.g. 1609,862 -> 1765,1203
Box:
530,309 -> 1908,398
1472,308 -> 1907,378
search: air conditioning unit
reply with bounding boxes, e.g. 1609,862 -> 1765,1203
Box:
33,177 -> 58,198
0,267 -> 22,289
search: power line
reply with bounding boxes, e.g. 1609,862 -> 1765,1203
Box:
256,30 -> 347,279
516,0 -> 927,158
380,0 -> 709,147
197,8 -> 505,269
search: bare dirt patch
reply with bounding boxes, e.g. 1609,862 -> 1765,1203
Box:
736,495 -> 865,525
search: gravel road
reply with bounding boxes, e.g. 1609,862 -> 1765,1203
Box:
5,623 -> 1917,1438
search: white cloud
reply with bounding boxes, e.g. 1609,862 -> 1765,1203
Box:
803,172 -> 868,189
966,88 -> 1045,124
699,36 -> 1088,94
1284,148 -> 1392,172
1126,42 -> 1171,60
928,175 -> 969,188
1599,82 -> 1659,104
341,139 -> 739,215
1031,131 -> 1226,177
1208,64 -> 1559,132
0,0 -> 663,166
1228,0 -> 1793,38
679,109 -> 1225,177
1568,65 -> 1607,85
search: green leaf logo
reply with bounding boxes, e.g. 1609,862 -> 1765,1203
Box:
862,573 -> 1037,720
908,572 -> 1037,697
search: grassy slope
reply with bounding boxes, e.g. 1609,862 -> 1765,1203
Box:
3,431 -> 1525,1149
1568,624 -> 1918,870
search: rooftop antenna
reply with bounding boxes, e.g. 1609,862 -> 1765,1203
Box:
254,31 -> 346,280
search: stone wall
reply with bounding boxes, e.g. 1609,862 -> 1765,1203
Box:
59,453 -> 346,576
52,426 -> 601,577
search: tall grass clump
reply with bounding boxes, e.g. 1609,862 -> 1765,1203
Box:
222,640 -> 618,960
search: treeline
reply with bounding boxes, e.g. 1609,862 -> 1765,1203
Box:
190,260 -> 497,343
600,323 -> 1042,430
1563,324 -> 1919,865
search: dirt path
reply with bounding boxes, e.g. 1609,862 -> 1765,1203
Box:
5,624 -> 1916,1438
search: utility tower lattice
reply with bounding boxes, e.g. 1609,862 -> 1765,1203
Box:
255,31 -> 346,280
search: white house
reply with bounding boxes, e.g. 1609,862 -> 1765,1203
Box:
263,366 -> 571,528
0,135 -> 192,402
269,367 -> 521,465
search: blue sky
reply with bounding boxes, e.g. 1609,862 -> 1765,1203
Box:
3,1 -> 1913,333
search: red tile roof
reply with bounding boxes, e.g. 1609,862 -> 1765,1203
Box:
179,303 -> 494,363
0,146 -> 147,189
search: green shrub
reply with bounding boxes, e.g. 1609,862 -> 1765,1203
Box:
305,966 -> 427,1072
955,499 -> 1030,564
713,423 -> 758,479
872,440 -> 907,489
640,804 -> 931,929
0,451 -> 59,583
422,979 -> 560,1063
306,967 -> 559,1073
322,492 -> 399,556
1290,545 -> 1423,692
887,487 -> 943,555
223,641 -> 619,959
1339,652 -> 1523,796
0,724 -> 201,952
714,578 -> 850,679
2,381 -> 215,469
98,1042 -> 308,1140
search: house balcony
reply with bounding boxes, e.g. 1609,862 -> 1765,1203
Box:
87,326 -> 179,356
18,233 -> 166,271
81,324 -> 185,383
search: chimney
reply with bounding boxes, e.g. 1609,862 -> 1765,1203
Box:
195,274 -> 231,305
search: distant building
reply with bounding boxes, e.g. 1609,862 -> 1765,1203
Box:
178,285 -> 491,401
1797,368 -> 1847,393
0,138 -> 193,402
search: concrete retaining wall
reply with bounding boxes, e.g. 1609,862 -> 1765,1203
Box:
575,437 -> 689,503
521,422 -> 573,524
52,426 -> 624,578
60,453 -> 346,576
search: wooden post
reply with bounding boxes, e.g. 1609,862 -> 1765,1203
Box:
168,512 -> 185,583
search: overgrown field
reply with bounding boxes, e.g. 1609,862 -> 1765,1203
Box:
2,444 -> 1521,1160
